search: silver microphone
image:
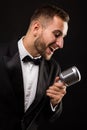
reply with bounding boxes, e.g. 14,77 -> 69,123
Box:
59,66 -> 81,87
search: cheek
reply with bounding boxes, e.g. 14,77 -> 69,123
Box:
43,32 -> 55,45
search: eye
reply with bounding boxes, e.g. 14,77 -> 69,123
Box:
53,30 -> 62,38
55,33 -> 61,38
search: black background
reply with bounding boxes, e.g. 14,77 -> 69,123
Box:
0,0 -> 87,129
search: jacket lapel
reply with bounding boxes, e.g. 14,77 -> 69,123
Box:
35,59 -> 49,101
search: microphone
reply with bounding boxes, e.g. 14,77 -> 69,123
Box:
59,66 -> 81,87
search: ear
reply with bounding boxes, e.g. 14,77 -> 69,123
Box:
32,21 -> 42,37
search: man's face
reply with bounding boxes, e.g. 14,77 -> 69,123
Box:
34,16 -> 68,60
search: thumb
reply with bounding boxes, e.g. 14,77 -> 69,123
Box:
54,76 -> 60,83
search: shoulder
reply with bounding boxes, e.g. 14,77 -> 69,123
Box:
0,42 -> 8,56
0,39 -> 18,56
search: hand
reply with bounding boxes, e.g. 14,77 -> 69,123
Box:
46,76 -> 66,107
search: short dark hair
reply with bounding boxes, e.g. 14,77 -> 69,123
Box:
30,4 -> 70,23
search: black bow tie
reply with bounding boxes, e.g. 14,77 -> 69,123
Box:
22,55 -> 42,65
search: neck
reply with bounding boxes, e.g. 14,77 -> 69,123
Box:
22,36 -> 40,58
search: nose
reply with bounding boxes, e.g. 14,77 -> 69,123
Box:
56,37 -> 64,48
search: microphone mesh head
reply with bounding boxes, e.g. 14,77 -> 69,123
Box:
59,66 -> 81,87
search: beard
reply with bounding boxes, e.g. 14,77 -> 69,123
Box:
34,37 -> 53,60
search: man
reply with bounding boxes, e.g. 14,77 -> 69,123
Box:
0,4 -> 69,130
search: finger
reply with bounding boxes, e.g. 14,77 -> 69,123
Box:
46,88 -> 66,96
54,78 -> 66,86
47,86 -> 60,91
46,89 -> 60,95
46,92 -> 65,100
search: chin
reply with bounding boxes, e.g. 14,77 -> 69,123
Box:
45,54 -> 52,60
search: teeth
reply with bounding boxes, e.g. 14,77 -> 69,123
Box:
49,46 -> 59,52
50,47 -> 54,52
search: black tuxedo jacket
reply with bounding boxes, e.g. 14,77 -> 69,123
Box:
0,39 -> 62,130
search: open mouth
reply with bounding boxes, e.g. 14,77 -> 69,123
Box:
49,45 -> 58,53
46,43 -> 59,55
49,46 -> 54,53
